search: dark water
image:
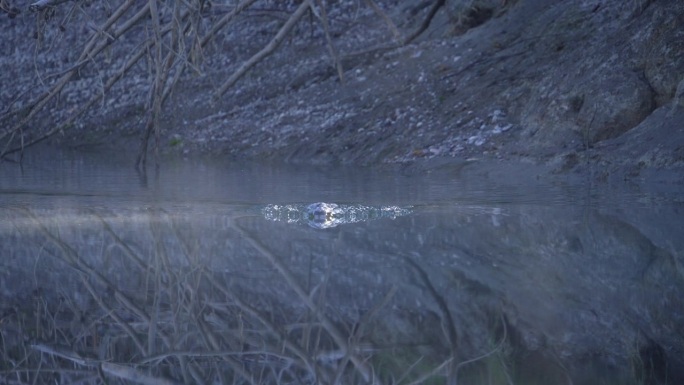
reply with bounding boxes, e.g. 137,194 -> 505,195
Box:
1,151 -> 683,385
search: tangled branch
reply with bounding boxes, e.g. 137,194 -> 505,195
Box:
1,0 -> 435,165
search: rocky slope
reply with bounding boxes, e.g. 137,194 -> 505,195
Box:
1,0 -> 683,181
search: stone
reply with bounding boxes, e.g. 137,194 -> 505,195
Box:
671,78 -> 684,114
578,71 -> 655,144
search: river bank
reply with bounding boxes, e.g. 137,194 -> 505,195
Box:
1,0 -> 683,181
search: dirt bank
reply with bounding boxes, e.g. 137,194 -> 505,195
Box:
1,0 -> 683,182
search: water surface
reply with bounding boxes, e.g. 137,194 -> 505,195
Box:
1,151 -> 683,385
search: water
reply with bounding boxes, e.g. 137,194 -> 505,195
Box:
1,150 -> 683,385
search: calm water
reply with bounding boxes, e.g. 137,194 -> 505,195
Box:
1,150 -> 683,385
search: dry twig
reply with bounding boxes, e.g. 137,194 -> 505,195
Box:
214,0 -> 313,99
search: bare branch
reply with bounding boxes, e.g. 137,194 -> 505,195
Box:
101,363 -> 184,385
403,0 -> 445,45
31,342 -> 183,385
364,0 -> 402,43
200,0 -> 259,48
214,0 -> 313,99
0,0 -> 144,156
0,0 -> 20,18
30,342 -> 96,367
1,0 -> 425,167
28,0 -> 71,12
312,0 -> 344,83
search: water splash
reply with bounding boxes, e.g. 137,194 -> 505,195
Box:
261,202 -> 412,229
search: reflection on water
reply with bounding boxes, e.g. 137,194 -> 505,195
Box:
1,151 -> 683,385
